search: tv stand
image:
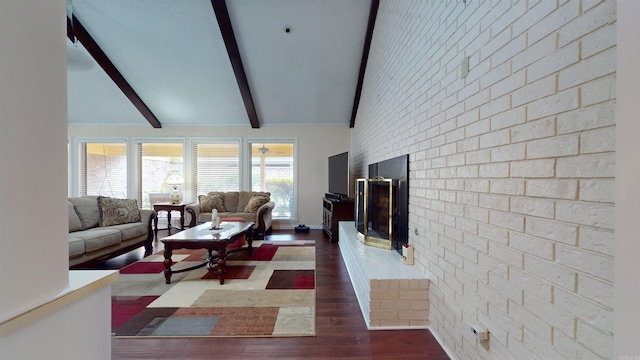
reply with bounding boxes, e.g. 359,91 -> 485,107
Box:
322,197 -> 354,243
324,192 -> 347,201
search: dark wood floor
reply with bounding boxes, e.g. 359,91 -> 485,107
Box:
95,229 -> 449,360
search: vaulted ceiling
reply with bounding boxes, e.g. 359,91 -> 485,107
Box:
67,0 -> 377,128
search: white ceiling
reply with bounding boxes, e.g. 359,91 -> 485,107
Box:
67,0 -> 372,128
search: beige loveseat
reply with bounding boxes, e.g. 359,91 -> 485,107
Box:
68,196 -> 156,268
186,191 -> 275,239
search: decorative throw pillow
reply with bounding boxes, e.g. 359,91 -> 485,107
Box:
97,197 -> 141,227
244,195 -> 270,213
199,193 -> 226,213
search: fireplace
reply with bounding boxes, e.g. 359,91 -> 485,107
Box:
355,155 -> 409,253
356,178 -> 396,249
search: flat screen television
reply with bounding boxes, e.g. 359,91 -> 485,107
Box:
328,152 -> 350,198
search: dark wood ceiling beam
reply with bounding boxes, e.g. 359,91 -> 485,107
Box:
211,0 -> 260,129
69,15 -> 162,129
350,0 -> 379,128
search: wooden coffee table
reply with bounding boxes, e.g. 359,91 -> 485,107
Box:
160,221 -> 254,285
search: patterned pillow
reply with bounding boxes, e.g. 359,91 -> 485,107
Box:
244,195 -> 270,213
97,197 -> 141,227
199,193 -> 226,213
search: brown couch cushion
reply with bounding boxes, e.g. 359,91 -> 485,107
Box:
97,197 -> 141,227
199,192 -> 226,213
244,195 -> 270,213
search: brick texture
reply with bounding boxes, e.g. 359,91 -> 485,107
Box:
370,279 -> 430,328
351,1 -> 615,359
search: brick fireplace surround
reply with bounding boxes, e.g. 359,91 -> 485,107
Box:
338,222 -> 429,329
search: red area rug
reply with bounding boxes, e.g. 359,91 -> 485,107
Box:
111,239 -> 315,337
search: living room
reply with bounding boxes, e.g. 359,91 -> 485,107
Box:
2,1 -> 639,360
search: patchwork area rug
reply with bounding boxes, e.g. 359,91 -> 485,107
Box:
111,239 -> 316,337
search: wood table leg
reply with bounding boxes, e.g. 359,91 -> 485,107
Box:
154,214 -> 159,240
163,248 -> 173,284
247,228 -> 254,256
217,245 -> 227,285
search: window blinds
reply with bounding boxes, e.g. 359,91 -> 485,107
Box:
192,141 -> 240,196
80,142 -> 127,198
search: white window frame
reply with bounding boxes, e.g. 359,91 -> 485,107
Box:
133,137 -> 186,209
74,137 -> 128,198
245,138 -> 298,220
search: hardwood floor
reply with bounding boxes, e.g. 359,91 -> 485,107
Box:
96,229 -> 449,360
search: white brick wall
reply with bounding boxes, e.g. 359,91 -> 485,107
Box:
351,1 -> 615,359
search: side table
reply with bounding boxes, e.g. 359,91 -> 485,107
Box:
153,202 -> 187,239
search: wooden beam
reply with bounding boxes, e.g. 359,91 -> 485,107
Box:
349,0 -> 379,128
70,15 -> 162,129
211,0 -> 260,129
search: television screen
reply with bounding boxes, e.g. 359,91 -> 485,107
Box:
328,152 -> 349,197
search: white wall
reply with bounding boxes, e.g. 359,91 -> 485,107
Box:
0,0 -> 69,321
1,4 -> 113,360
615,0 -> 640,357
68,124 -> 351,228
1,283 -> 113,360
353,1 -> 617,359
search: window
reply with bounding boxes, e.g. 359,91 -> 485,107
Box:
136,141 -> 184,209
79,141 -> 127,198
192,140 -> 241,196
249,141 -> 296,219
